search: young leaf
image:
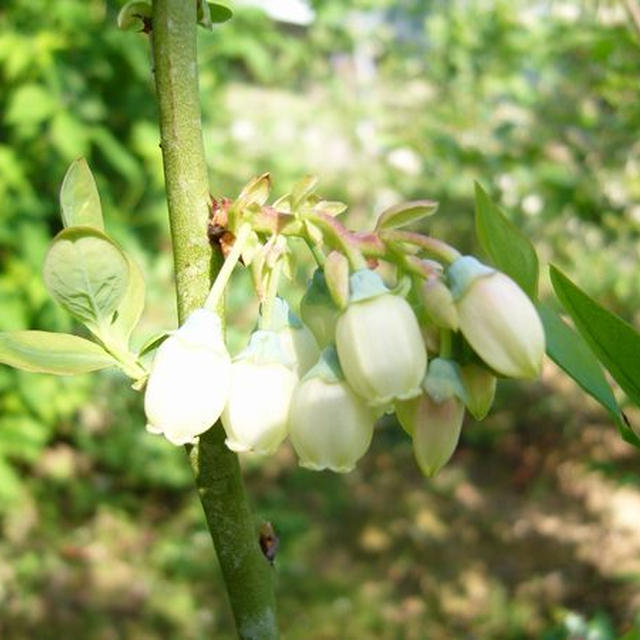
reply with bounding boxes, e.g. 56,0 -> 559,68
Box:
117,1 -> 151,31
375,200 -> 438,231
550,266 -> 640,411
291,175 -> 319,209
43,227 -> 130,336
0,331 -> 117,375
59,158 -> 104,230
313,201 -> 347,217
474,182 -> 539,300
208,2 -> 233,23
110,254 -> 146,347
536,302 -> 638,445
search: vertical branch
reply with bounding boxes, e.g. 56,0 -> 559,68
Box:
150,1 -> 279,638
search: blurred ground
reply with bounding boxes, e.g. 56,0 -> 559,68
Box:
1,360 -> 639,639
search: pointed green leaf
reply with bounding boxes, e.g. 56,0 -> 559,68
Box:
375,200 -> 439,231
291,175 -> 319,208
43,227 -> 129,335
209,2 -> 233,23
59,158 -> 104,230
313,200 -> 347,217
474,182 -> 539,300
110,254 -> 145,347
550,266 -> 640,415
0,331 -> 117,375
238,173 -> 271,207
536,301 -> 638,445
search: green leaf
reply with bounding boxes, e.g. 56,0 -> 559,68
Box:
138,332 -> 169,358
536,302 -> 637,445
313,200 -> 347,217
550,265 -> 640,413
0,331 -> 117,375
474,182 -> 539,300
291,175 -> 319,208
117,1 -> 151,31
110,254 -> 145,348
208,2 -> 233,23
59,158 -> 104,230
375,200 -> 439,231
43,227 -> 130,335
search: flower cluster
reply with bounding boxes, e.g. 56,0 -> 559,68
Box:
143,176 -> 545,476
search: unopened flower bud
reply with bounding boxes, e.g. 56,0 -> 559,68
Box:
289,347 -> 375,472
448,256 -> 545,379
300,269 -> 339,348
269,297 -> 320,377
221,330 -> 297,455
335,270 -> 427,407
396,391 -> 465,477
144,309 -> 231,445
419,275 -> 459,331
460,363 -> 496,420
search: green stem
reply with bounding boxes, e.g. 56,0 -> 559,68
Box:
439,329 -> 452,359
380,229 -> 461,265
307,211 -> 367,270
259,260 -> 282,330
205,223 -> 252,311
151,2 -> 278,639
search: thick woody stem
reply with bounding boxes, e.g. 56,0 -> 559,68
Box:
151,2 -> 279,638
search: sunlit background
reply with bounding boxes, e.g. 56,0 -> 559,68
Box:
1,0 -> 640,637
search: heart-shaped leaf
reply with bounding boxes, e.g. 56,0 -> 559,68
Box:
209,2 -> 233,23
110,254 -> 145,348
43,227 -> 130,336
0,331 -> 117,375
474,182 -> 539,300
59,158 -> 104,230
375,200 -> 438,231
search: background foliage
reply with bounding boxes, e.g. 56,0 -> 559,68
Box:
1,0 -> 640,637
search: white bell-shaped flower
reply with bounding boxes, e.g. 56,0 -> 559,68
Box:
221,330 -> 297,455
448,256 -> 545,379
335,270 -> 427,407
289,347 -> 375,472
269,297 -> 320,377
144,308 -> 231,445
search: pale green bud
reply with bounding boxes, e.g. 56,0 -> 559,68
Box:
448,256 -> 545,379
270,297 -> 320,377
460,363 -> 496,420
144,309 -> 231,446
396,391 -> 465,477
335,270 -> 427,407
221,330 -> 297,455
419,275 -> 459,331
300,269 -> 339,348
289,348 -> 375,472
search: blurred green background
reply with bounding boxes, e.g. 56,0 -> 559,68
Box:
2,0 -> 640,638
